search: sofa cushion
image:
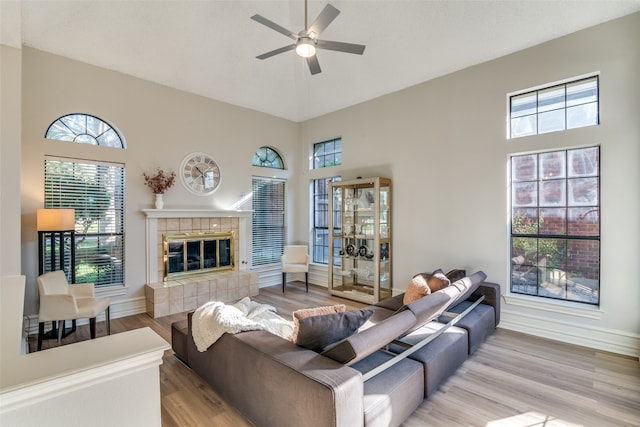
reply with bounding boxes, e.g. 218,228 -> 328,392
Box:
290,304 -> 346,343
351,350 -> 424,427
445,271 -> 487,308
322,310 -> 417,365
389,322 -> 468,397
294,309 -> 373,352
373,293 -> 404,312
400,291 -> 451,329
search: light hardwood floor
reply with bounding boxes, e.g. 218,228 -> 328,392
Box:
30,283 -> 640,427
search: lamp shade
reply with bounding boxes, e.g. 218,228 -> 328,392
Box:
37,208 -> 76,231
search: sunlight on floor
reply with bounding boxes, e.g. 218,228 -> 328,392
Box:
486,412 -> 583,427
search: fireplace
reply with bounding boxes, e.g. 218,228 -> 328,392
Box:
163,231 -> 234,280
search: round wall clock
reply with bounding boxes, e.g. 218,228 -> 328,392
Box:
180,152 -> 221,196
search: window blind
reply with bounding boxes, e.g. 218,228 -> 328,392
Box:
44,157 -> 125,287
251,177 -> 285,266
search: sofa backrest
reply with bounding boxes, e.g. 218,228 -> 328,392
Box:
321,310 -> 417,365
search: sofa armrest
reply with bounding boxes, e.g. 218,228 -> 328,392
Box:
186,314 -> 363,427
470,281 -> 501,326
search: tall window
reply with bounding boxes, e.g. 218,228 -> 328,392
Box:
510,146 -> 600,305
312,138 -> 342,169
46,113 -> 126,148
509,76 -> 599,138
312,177 -> 340,264
44,158 -> 125,287
252,146 -> 284,169
44,113 -> 126,287
252,177 -> 285,266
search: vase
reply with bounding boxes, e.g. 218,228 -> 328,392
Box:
155,193 -> 164,209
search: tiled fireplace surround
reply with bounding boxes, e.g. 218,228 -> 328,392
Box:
143,209 -> 258,318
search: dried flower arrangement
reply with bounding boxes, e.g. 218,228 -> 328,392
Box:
143,168 -> 176,194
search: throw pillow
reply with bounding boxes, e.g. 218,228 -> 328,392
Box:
294,309 -> 373,352
427,270 -> 451,292
290,304 -> 346,343
445,268 -> 466,282
403,274 -> 431,304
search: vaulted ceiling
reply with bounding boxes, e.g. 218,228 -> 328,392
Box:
5,1 -> 640,122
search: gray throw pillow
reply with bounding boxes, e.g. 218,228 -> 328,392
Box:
294,309 -> 373,352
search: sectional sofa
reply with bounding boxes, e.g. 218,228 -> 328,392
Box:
171,270 -> 501,427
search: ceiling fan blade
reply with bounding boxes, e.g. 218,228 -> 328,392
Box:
306,4 -> 340,39
307,55 -> 322,75
251,14 -> 298,40
316,40 -> 366,55
256,44 -> 296,60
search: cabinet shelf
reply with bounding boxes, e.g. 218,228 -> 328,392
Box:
328,177 -> 393,304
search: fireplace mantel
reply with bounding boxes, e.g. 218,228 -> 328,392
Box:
142,209 -> 252,219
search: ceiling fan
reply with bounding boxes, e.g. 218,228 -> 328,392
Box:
251,1 -> 366,75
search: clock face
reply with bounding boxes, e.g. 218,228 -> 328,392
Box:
180,152 -> 221,196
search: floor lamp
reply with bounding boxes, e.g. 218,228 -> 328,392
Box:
37,208 -> 76,339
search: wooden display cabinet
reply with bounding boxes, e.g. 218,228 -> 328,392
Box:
328,177 -> 392,304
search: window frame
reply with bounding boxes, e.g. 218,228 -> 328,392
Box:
44,157 -> 126,288
311,176 -> 341,264
509,146 -> 600,306
45,113 -> 126,148
251,176 -> 286,267
508,74 -> 599,139
252,146 -> 285,169
312,137 -> 342,169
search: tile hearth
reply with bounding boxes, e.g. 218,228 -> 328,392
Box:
145,270 -> 259,318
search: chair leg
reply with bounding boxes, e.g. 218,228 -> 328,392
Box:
305,272 -> 308,292
90,317 -> 96,339
38,322 -> 45,351
282,273 -> 286,292
106,306 -> 111,335
57,320 -> 64,343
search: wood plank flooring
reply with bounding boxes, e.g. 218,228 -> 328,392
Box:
29,283 -> 640,427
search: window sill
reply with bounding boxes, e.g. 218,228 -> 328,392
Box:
503,293 -> 604,320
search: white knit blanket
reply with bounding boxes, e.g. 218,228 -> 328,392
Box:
191,297 -> 294,352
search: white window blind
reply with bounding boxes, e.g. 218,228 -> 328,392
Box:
44,157 -> 125,287
252,177 -> 285,266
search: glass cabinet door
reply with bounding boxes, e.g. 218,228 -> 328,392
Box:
328,177 -> 392,304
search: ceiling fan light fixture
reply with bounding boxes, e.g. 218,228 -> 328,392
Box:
295,37 -> 316,58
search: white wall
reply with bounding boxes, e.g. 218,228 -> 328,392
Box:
1,43 -> 22,277
19,48 -> 299,316
297,13 -> 639,357
10,12 -> 639,356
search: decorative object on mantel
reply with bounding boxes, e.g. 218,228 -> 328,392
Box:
143,168 -> 176,209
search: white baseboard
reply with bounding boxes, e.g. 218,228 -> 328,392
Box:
500,309 -> 640,359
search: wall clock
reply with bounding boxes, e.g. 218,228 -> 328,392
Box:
180,152 -> 221,196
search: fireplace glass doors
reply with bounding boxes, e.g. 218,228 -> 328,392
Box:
163,232 -> 234,279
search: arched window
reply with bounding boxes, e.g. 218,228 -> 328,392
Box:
252,146 -> 284,169
45,113 -> 126,148
43,113 -> 126,288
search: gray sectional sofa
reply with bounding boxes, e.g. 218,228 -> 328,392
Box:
171,271 -> 501,427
